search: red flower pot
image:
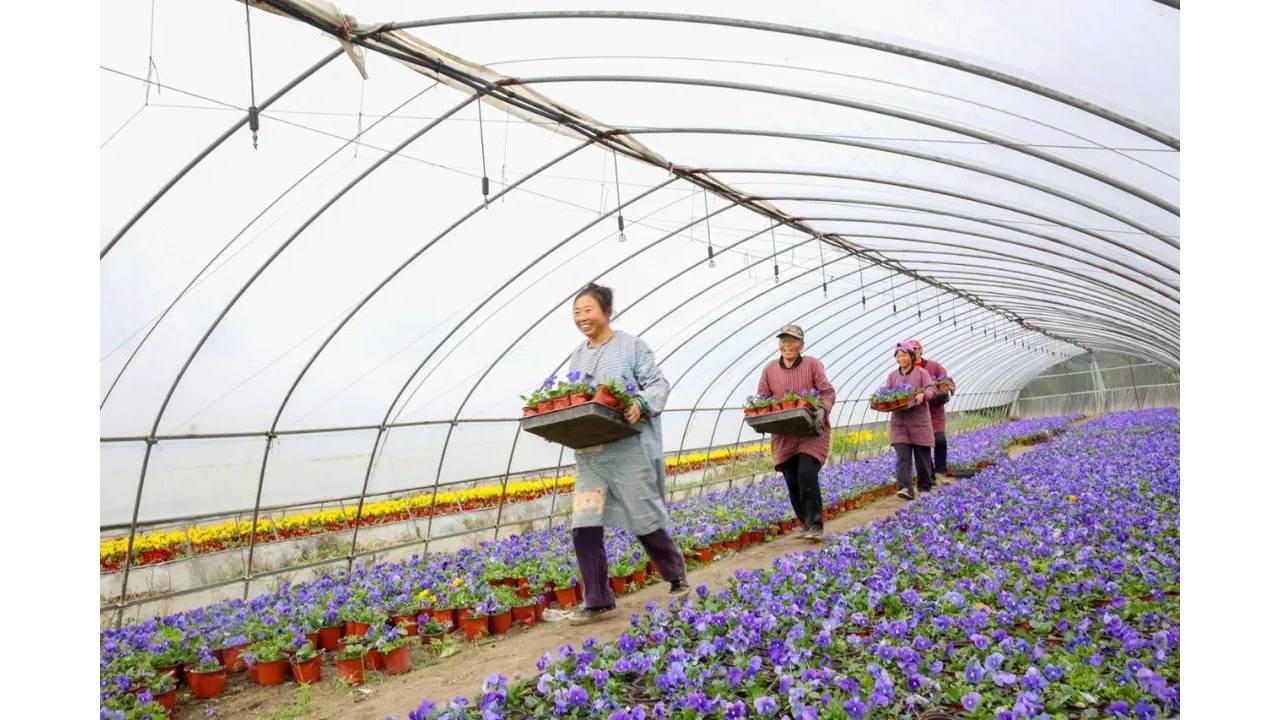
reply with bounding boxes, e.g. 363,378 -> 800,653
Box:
522,406 -> 538,417
551,395 -> 572,410
154,664 -> 179,683
363,649 -> 385,671
490,610 -> 513,635
306,631 -> 319,649
632,569 -> 647,586
290,655 -> 322,684
317,625 -> 343,651
537,399 -> 554,414
335,657 -> 364,685
431,608 -> 457,632
512,604 -> 538,626
153,687 -> 177,713
255,659 -> 287,686
218,644 -> 245,673
609,576 -> 627,594
459,614 -> 490,641
383,645 -> 412,675
553,586 -> 578,608
344,621 -> 371,639
646,561 -> 659,579
420,630 -> 445,645
186,669 -> 226,699
781,399 -> 800,410
390,614 -> 418,636
570,392 -> 592,406
695,547 -> 712,563
534,600 -> 546,623
575,583 -> 584,602
593,386 -> 624,410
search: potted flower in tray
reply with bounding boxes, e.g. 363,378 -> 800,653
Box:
743,395 -> 773,416
563,371 -> 595,406
288,640 -> 322,685
184,646 -> 227,699
376,626 -> 413,675
780,390 -> 802,410
800,388 -> 822,411
101,689 -> 170,720
870,383 -> 918,411
334,639 -> 366,685
593,378 -> 637,411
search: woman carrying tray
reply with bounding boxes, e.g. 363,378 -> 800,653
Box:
887,341 -> 937,500
909,338 -> 954,485
564,283 -> 690,625
755,324 -> 837,541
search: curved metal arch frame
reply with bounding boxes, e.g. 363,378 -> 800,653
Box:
101,48 -> 345,259
808,222 -> 1179,324
624,128 -> 1177,247
826,245 -> 1180,338
703,167 -> 1177,275
899,266 -> 1179,342
383,10 -> 1179,149
909,276 -> 1178,353
111,92 -> 485,621
507,75 -> 1178,216
972,307 -> 1179,368
761,196 -> 1179,304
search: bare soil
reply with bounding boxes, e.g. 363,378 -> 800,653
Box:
173,494 -> 908,720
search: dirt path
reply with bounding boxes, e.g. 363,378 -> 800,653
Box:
175,493 -> 908,720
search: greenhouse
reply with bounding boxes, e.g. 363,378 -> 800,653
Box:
99,1 -> 1180,718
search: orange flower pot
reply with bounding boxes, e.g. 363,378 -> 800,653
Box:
632,569 -> 647,586
695,547 -> 712,563
344,621 -> 371,639
459,614 -> 489,641
255,659 -> 287,686
431,608 -> 457,632
490,610 -> 513,635
608,576 -> 627,594
218,644 -> 245,673
551,395 -> 572,410
335,657 -> 364,685
316,625 -> 343,652
289,656 -> 322,685
186,668 -> 226,699
553,587 -> 578,608
512,604 -> 538,626
383,645 -> 412,675
363,649 -> 385,671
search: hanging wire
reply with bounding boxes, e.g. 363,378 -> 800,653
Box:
857,253 -> 866,307
890,269 -> 898,313
613,149 -> 626,242
935,286 -> 943,324
144,0 -> 160,104
243,0 -> 260,149
770,224 -> 780,283
914,277 -> 922,319
814,236 -> 828,297
951,294 -> 958,328
354,79 -> 366,159
500,107 -> 512,200
703,187 -> 715,268
477,100 -> 490,206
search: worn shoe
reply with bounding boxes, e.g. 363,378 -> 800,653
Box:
896,487 -> 915,500
669,579 -> 692,598
804,528 -> 826,542
568,605 -> 618,626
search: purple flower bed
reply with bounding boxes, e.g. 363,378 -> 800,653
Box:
396,409 -> 1178,719
100,415 -> 1081,715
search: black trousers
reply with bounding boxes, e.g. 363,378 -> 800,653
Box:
933,432 -> 948,475
894,443 -> 934,491
779,453 -> 824,530
571,526 -> 687,610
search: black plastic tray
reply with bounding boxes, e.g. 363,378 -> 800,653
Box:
520,402 -> 639,449
745,407 -> 821,437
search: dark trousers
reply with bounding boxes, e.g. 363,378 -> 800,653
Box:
894,443 -> 934,491
779,453 -> 824,531
571,526 -> 687,610
933,432 -> 948,475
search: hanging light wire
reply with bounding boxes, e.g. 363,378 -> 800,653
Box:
703,187 -> 715,268
243,0 -> 260,149
477,100 -> 490,206
613,149 -> 626,242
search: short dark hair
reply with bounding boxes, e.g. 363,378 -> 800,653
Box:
575,283 -> 613,316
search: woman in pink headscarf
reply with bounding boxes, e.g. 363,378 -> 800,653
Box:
909,339 -> 953,485
886,341 -> 936,500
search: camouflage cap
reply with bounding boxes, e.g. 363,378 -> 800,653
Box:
777,324 -> 805,342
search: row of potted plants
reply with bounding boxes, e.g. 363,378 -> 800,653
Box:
742,388 -> 822,416
393,409 -> 1180,719
101,417 -> 1080,716
869,382 -> 922,411
520,371 -> 639,416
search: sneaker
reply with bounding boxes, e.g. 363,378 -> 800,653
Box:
804,528 -> 825,542
896,487 -> 915,500
568,605 -> 618,626
669,579 -> 691,598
